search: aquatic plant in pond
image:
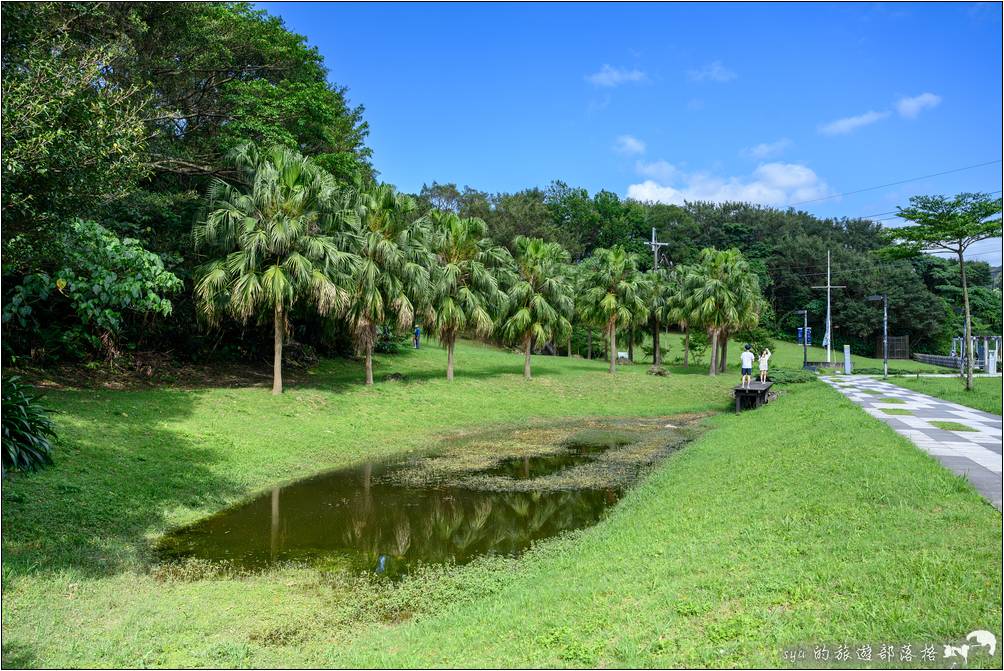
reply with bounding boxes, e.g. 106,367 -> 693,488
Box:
157,417 -> 702,577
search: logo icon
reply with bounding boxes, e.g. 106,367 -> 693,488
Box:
943,644 -> 969,664
943,631 -> 997,666
966,630 -> 996,656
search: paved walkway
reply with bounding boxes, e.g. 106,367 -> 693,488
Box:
822,375 -> 1002,510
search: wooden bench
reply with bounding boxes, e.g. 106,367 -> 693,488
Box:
733,381 -> 774,413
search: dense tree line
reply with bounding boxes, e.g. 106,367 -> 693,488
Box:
191,141 -> 769,390
2,2 -> 999,377
414,182 -> 1001,355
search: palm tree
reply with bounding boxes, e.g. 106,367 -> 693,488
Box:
194,142 -> 357,394
560,261 -> 579,357
689,248 -> 763,376
345,184 -> 431,385
666,264 -> 697,367
423,210 -> 513,380
642,268 -> 673,370
580,246 -> 648,374
501,236 -> 573,379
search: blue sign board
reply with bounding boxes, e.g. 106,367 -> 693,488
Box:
797,327 -> 812,345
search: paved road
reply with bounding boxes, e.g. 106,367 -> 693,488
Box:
822,375 -> 1002,510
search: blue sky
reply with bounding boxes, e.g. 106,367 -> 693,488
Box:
261,2 -> 1003,262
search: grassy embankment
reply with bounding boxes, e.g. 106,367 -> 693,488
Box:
886,376 -> 1002,416
2,340 -> 999,668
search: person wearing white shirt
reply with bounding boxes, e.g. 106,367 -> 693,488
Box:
739,344 -> 756,389
758,348 -> 771,383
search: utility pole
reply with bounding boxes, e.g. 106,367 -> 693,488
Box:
867,294 -> 889,379
812,250 -> 845,364
649,227 -> 669,270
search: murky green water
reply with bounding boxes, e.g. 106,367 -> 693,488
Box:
157,418 -> 699,577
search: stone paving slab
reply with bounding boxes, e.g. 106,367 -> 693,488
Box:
822,375 -> 1002,510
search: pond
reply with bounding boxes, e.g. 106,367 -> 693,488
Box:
157,417 -> 701,578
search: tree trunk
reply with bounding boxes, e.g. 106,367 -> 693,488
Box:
587,329 -> 592,360
272,305 -> 284,395
683,326 -> 690,367
523,336 -> 533,379
567,333 -> 572,358
608,320 -> 617,374
960,251 -> 974,391
708,329 -> 718,376
365,339 -> 374,386
628,326 -> 634,362
650,319 -> 658,367
447,336 -> 456,381
718,334 -> 728,373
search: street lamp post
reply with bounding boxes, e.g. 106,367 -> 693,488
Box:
867,294 -> 888,379
795,309 -> 808,369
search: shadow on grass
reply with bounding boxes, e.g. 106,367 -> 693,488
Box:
1,389 -> 243,579
0,641 -> 36,669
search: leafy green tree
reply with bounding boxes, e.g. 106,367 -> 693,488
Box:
1,37 -> 149,273
545,181 -> 600,259
424,211 -> 513,380
886,193 -> 1002,389
501,237 -> 573,379
346,185 -> 431,385
689,248 -> 763,376
193,143 -> 356,394
580,246 -> 648,374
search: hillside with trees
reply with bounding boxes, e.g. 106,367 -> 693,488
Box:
2,2 -> 1000,378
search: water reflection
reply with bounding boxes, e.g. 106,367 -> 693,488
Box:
488,452 -> 593,479
159,459 -> 620,577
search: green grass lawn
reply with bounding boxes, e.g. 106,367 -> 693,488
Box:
888,376 -> 1003,416
2,341 -> 1000,668
652,332 -> 943,373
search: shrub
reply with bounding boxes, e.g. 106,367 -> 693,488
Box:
734,324 -> 775,356
374,326 -> 411,354
2,220 -> 182,361
688,330 -> 709,366
767,368 -> 816,384
2,376 -> 56,472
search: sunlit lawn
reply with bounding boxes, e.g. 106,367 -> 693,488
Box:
888,375 -> 1003,416
1,341 -> 999,668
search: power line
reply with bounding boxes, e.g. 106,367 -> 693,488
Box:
849,190 -> 1002,222
788,160 -> 1003,207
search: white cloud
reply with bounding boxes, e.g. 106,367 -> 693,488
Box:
626,162 -> 830,206
586,64 -> 647,87
687,61 -> 737,83
613,135 -> 646,155
818,110 -> 890,135
896,92 -> 942,118
741,138 -> 792,159
634,159 -> 679,182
